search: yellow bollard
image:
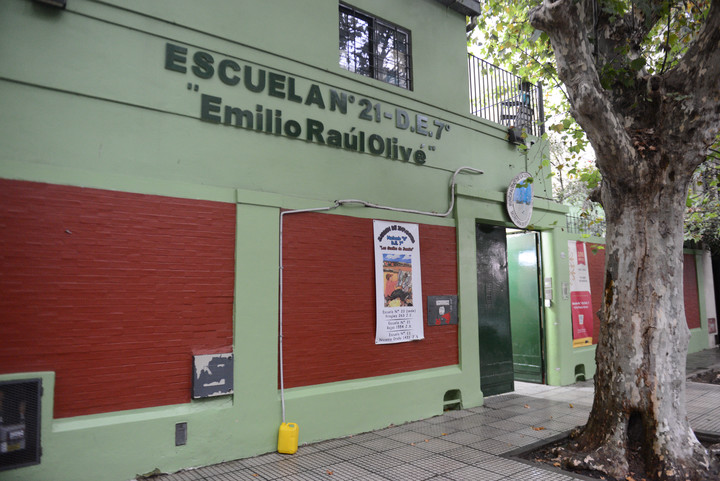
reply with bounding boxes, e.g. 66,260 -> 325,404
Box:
277,422 -> 299,454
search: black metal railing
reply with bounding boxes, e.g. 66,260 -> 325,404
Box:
566,214 -> 606,237
468,54 -> 545,137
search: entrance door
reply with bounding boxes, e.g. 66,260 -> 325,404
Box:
476,223 -> 514,396
506,231 -> 544,383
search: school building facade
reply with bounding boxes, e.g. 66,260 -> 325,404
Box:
0,1 -> 715,480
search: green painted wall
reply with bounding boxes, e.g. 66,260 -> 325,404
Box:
0,0 -> 548,205
0,1 -> 570,480
551,233 -> 605,386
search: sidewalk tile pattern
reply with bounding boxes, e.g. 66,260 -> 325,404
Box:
144,349 -> 720,481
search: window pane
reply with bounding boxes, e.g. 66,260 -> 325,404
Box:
339,5 -> 411,90
375,23 -> 394,68
397,74 -> 409,89
339,9 -> 371,76
375,23 -> 410,88
395,30 -> 409,54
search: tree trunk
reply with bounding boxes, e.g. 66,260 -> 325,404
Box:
528,1 -> 720,478
563,170 -> 717,480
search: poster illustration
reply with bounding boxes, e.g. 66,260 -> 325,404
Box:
568,240 -> 594,347
374,220 -> 424,344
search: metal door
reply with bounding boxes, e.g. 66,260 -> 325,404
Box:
507,231 -> 544,383
476,223 -> 514,396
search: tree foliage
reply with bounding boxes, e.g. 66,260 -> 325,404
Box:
686,149 -> 720,251
470,1 -> 592,158
470,1 -> 720,248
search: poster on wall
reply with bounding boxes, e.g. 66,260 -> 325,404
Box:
568,240 -> 594,347
374,220 -> 424,344
709,317 -> 717,335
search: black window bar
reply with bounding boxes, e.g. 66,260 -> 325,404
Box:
566,214 -> 606,237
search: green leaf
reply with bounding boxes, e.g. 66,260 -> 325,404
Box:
630,57 -> 647,71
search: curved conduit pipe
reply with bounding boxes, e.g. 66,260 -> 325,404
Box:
278,166 -> 483,422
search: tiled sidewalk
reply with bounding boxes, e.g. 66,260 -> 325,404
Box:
144,349 -> 720,481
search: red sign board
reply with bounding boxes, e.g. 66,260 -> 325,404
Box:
569,241 -> 594,346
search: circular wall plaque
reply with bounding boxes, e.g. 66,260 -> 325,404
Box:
506,172 -> 533,228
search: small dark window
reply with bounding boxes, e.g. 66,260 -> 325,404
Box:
339,4 -> 412,89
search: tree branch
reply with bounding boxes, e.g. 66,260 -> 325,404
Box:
661,0 -> 720,167
529,0 -> 634,178
575,0 -> 673,74
667,0 -> 720,99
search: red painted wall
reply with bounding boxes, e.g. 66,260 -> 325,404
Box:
281,213 -> 459,388
0,180 -> 235,418
584,243 -> 701,342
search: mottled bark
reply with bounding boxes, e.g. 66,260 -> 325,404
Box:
577,183 -> 711,480
530,0 -> 720,479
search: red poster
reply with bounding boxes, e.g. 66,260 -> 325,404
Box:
568,241 -> 594,346
570,290 -> 594,340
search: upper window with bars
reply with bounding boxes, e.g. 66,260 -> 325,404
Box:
338,4 -> 412,90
